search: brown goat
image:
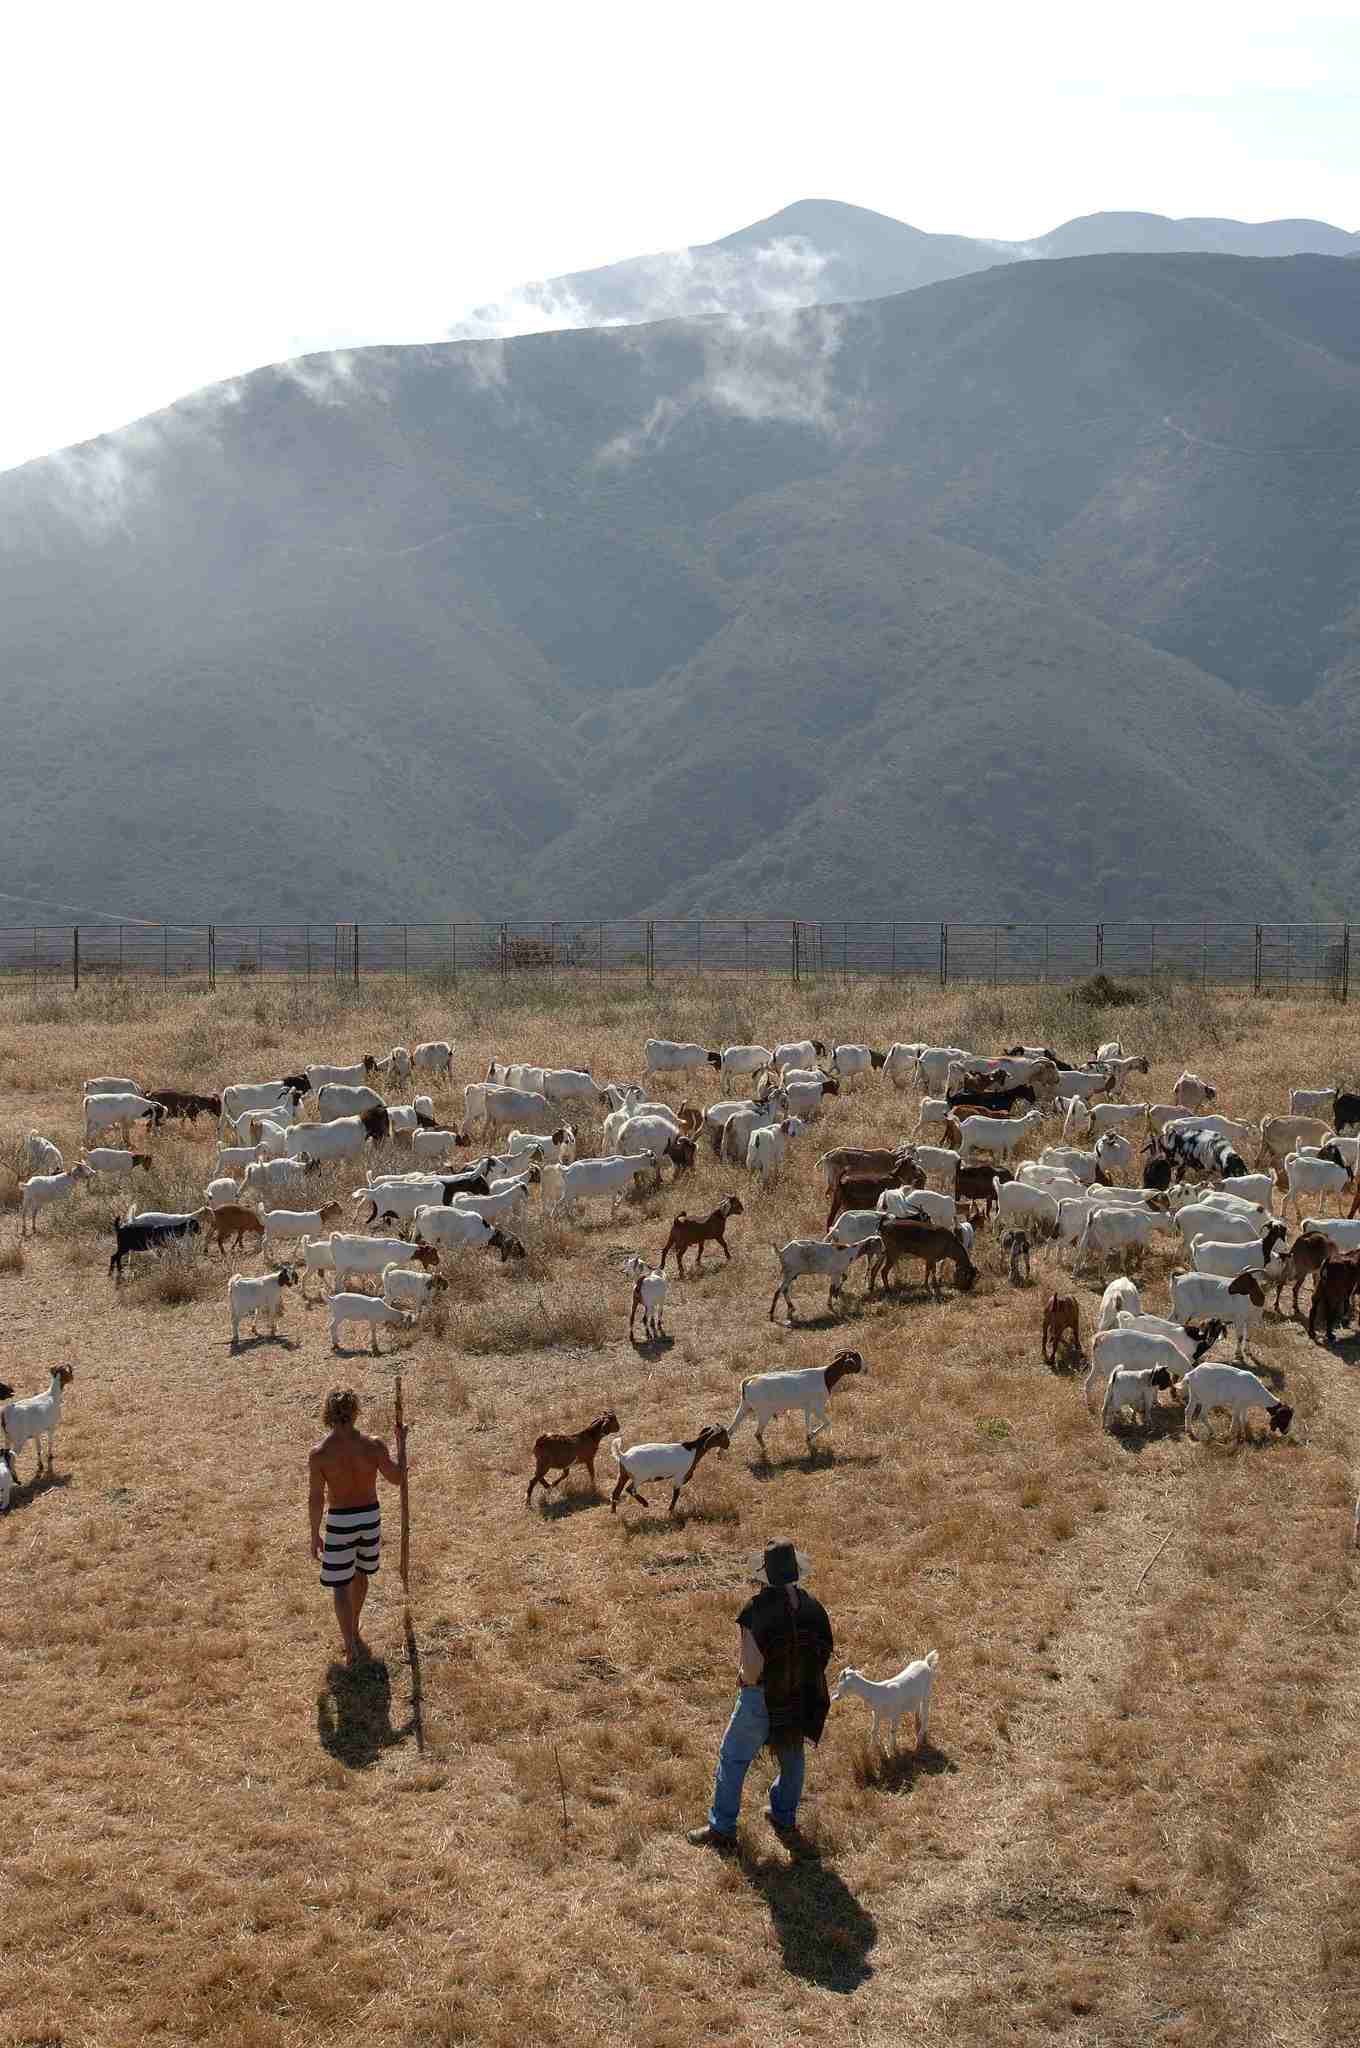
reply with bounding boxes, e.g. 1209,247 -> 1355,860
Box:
826,1161 -> 926,1231
1309,1251 -> 1360,1344
526,1411 -> 620,1506
1042,1293 -> 1082,1368
207,1205 -> 266,1253
869,1219 -> 977,1296
955,1164 -> 1012,1216
1275,1229 -> 1335,1317
822,1145 -> 916,1191
659,1195 -> 744,1275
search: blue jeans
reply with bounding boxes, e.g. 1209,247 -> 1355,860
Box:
709,1686 -> 806,1836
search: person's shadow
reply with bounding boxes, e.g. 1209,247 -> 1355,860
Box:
743,1848 -> 877,1992
315,1656 -> 414,1768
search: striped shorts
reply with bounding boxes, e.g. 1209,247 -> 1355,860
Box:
320,1502 -> 381,1586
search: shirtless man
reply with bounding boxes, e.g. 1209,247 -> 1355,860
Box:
308,1388 -> 405,1665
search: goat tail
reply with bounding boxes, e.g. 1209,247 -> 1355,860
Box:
607,1434 -> 624,1467
923,1649 -> 939,1671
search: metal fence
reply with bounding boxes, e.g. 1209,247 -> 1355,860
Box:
0,919 -> 1350,999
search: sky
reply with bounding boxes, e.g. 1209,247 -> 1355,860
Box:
1,0 -> 1357,474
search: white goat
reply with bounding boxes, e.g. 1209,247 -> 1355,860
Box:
623,1254 -> 667,1341
1,1366 -> 73,1476
540,1156 -> 649,1219
1180,1363 -> 1293,1443
728,1350 -> 867,1456
769,1238 -> 875,1322
1096,1277 -> 1142,1332
261,1203 -> 344,1249
381,1263 -> 446,1312
1101,1364 -> 1175,1431
329,1292 -> 415,1353
831,1652 -> 938,1750
228,1266 -> 298,1345
22,1134 -> 64,1176
20,1162 -> 95,1235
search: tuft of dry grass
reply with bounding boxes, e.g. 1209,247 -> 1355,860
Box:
3,973 -> 1360,2048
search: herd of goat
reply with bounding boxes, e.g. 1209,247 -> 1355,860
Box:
6,1028 -> 1357,1537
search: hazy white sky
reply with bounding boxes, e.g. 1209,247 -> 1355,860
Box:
1,0 -> 1357,474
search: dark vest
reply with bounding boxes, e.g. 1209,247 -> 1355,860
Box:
738,1584 -> 834,1748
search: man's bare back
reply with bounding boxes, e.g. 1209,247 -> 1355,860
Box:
309,1425 -> 401,1511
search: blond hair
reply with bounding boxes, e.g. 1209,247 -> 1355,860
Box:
323,1388 -> 360,1428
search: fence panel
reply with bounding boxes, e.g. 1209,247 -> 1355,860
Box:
0,917 -> 1350,997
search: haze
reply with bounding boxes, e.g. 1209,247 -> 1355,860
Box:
2,0 -> 1358,476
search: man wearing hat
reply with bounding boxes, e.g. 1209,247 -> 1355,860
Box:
688,1540 -> 834,1849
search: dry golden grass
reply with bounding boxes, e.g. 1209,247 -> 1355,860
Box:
3,972 -> 1359,2048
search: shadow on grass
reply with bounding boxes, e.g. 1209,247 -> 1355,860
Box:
316,1655 -> 414,1769
228,1331 -> 300,1355
1105,1403 -> 1187,1455
747,1450 -> 883,1481
537,1486 -> 608,1521
630,1330 -> 676,1358
742,1848 -> 877,1992
3,1466 -> 74,1514
852,1739 -> 958,1796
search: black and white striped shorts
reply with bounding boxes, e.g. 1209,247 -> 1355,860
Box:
320,1502 -> 381,1586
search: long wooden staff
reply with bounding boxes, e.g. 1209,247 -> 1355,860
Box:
394,1373 -> 410,1592
393,1375 -> 423,1749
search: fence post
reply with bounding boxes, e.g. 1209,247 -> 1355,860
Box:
451,923 -> 457,984
696,922 -> 702,976
209,925 -> 216,991
1202,921 -> 1208,992
305,925 -> 312,982
1043,924 -> 1050,983
256,926 -> 263,978
1285,927 -> 1293,996
792,920 -> 800,986
646,920 -> 654,989
1096,923 -> 1103,971
1344,924 -> 1352,1006
354,925 -> 360,989
992,925 -> 999,989
1254,925 -> 1263,995
1149,925 -> 1156,988
403,925 -> 409,986
890,921 -> 896,983
939,922 -> 948,989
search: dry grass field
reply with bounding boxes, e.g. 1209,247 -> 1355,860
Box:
3,972 -> 1360,2048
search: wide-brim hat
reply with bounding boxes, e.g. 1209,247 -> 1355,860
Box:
747,1542 -> 810,1586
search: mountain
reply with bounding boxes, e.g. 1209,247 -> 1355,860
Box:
2,250 -> 1359,923
453,196 -> 1358,335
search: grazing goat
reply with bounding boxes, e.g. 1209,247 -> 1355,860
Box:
147,1088 -> 221,1124
84,1092 -> 166,1144
1,1366 -> 73,1476
729,1350 -> 866,1456
1042,1294 -> 1082,1368
643,1039 -> 722,1078
1180,1364 -> 1293,1443
659,1196 -> 744,1275
20,1162 -> 95,1234
1101,1364 -> 1175,1431
23,1134 -> 64,1175
541,1155 -> 650,1218
0,1445 -> 16,1513
624,1255 -> 667,1342
868,1220 -> 976,1297
819,1145 -> 916,1192
1002,1229 -> 1032,1286
1173,1072 -> 1218,1111
769,1238 -> 876,1322
228,1266 -> 298,1344
1085,1324 -> 1218,1407
381,1264 -> 448,1312
609,1426 -> 730,1515
412,1041 -> 455,1082
826,1161 -> 926,1230
329,1292 -> 416,1353
328,1233 -> 441,1288
526,1411 -> 621,1504
831,1652 -> 938,1750
1285,1149 -> 1351,1222
1308,1252 -> 1360,1343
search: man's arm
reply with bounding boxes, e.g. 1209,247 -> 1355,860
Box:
307,1450 -> 326,1559
370,1432 -> 406,1486
738,1626 -> 764,1685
